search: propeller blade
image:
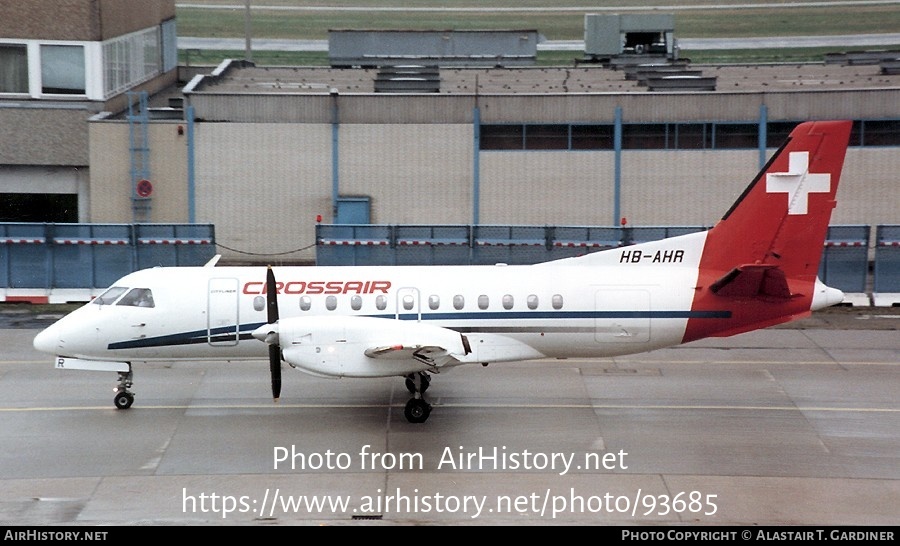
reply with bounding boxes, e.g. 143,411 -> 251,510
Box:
265,266 -> 281,402
266,266 -> 279,324
269,344 -> 282,402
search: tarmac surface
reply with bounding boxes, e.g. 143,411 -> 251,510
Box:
1,304 -> 897,526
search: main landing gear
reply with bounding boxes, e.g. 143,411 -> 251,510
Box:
403,372 -> 431,424
113,368 -> 135,409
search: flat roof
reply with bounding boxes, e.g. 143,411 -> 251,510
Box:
191,61 -> 900,95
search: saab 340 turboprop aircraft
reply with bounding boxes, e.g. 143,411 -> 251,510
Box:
33,120 -> 852,423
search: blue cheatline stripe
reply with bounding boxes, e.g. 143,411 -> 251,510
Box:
107,322 -> 265,350
381,310 -> 730,321
106,310 -> 730,350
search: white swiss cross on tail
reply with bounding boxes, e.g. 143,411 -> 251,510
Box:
765,151 -> 831,215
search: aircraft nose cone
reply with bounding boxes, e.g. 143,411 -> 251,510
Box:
33,326 -> 60,354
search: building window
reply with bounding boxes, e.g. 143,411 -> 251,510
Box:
482,123 -> 614,150
482,120 -> 899,152
0,44 -> 28,93
41,45 -> 85,95
481,125 -> 524,149
765,121 -> 798,148
525,124 -> 568,150
860,119 -> 900,146
571,124 -> 614,150
102,26 -> 161,98
714,123 -> 757,149
622,124 -> 667,149
675,123 -> 709,149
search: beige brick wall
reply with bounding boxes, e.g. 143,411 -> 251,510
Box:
0,0 -> 174,41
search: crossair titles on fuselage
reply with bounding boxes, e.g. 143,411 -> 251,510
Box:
242,280 -> 393,295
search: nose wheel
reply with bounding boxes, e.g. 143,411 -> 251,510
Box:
113,369 -> 135,410
403,372 -> 432,423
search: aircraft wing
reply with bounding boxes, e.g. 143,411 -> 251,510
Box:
275,315 -> 472,377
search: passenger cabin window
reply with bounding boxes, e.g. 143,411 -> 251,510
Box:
527,294 -> 539,309
300,296 -> 311,311
375,295 -> 387,310
502,294 -> 514,310
117,288 -> 155,308
428,295 -> 440,310
552,294 -> 564,310
325,295 -> 337,311
253,296 -> 265,311
402,295 -> 415,311
453,295 -> 465,310
92,286 -> 127,305
351,295 -> 362,311
478,295 -> 489,310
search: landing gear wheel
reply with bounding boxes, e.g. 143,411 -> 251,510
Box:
114,391 -> 134,410
404,398 -> 431,424
114,367 -> 135,410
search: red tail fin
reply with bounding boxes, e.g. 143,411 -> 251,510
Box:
683,120 -> 852,341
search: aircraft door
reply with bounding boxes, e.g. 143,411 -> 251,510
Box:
395,287 -> 421,322
208,277 -> 240,346
594,289 -> 650,343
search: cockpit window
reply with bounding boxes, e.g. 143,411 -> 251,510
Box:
116,288 -> 155,308
92,286 -> 128,305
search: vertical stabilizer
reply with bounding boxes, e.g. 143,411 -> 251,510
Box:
683,120 -> 852,341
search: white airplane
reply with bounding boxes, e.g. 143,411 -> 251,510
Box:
33,120 -> 852,423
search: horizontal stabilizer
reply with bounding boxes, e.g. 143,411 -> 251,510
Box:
709,264 -> 793,299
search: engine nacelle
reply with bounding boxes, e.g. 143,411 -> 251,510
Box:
276,315 -> 468,378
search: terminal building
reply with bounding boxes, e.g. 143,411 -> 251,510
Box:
1,3 -> 899,303
94,58 -> 899,266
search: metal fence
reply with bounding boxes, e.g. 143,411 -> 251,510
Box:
315,224 -> 709,266
1,223 -> 216,303
874,224 -> 900,306
317,223 -> 899,306
5,222 -> 896,306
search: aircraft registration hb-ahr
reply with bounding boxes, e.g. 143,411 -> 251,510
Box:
33,120 -> 852,423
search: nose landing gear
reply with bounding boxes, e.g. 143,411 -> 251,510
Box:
113,369 -> 135,409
